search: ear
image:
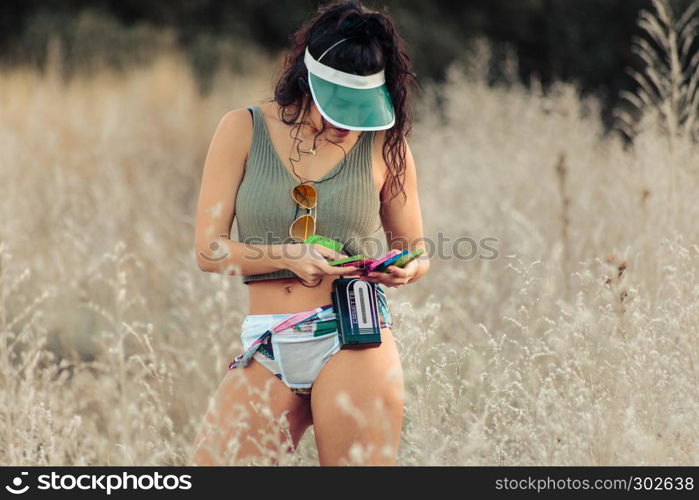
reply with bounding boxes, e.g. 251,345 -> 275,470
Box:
298,75 -> 310,94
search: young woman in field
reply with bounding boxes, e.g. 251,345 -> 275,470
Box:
190,0 -> 428,466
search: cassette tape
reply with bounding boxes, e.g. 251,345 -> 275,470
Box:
331,278 -> 382,348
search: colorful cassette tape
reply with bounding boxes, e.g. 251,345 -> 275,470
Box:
366,249 -> 402,272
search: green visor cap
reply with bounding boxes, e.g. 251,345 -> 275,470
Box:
304,44 -> 396,131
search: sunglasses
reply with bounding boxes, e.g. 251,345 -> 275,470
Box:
289,183 -> 318,242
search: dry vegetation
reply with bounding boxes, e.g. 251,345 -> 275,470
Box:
1,0 -> 698,465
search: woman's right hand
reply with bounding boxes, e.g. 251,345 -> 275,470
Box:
281,243 -> 358,284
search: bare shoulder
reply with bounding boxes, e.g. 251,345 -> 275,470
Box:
373,129 -> 416,161
208,106 -> 255,168
218,107 -> 254,142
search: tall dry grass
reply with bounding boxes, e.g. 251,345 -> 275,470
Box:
1,0 -> 699,465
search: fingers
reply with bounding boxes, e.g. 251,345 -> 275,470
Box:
360,267 -> 410,287
342,273 -> 362,279
384,265 -> 410,277
312,244 -> 346,260
327,265 -> 358,275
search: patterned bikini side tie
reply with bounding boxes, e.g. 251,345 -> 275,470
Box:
228,304 -> 333,370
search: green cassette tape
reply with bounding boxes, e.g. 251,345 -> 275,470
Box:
331,278 -> 382,348
304,234 -> 344,253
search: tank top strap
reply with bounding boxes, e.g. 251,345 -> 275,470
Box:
249,105 -> 264,133
359,129 -> 375,165
247,105 -> 268,155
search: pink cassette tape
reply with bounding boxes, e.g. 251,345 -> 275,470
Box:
366,249 -> 401,272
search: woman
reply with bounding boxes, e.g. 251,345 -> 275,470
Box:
191,0 -> 428,466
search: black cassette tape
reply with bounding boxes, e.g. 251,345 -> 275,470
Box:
331,278 -> 382,348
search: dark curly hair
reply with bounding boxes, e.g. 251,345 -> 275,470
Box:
266,0 -> 419,219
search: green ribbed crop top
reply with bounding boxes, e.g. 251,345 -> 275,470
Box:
233,105 -> 383,284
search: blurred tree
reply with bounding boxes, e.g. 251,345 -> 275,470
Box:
2,0 -> 698,127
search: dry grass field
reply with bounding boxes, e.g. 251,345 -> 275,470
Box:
1,0 -> 699,465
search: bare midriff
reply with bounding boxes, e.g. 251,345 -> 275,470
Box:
245,274 -> 348,315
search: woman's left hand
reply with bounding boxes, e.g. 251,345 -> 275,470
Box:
358,259 -> 420,288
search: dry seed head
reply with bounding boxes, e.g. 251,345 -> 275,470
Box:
618,261 -> 627,277
555,152 -> 568,176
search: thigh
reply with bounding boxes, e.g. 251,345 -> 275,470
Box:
310,327 -> 405,466
191,357 -> 313,466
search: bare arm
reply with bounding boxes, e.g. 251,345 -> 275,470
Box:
377,136 -> 430,284
193,108 -> 352,280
